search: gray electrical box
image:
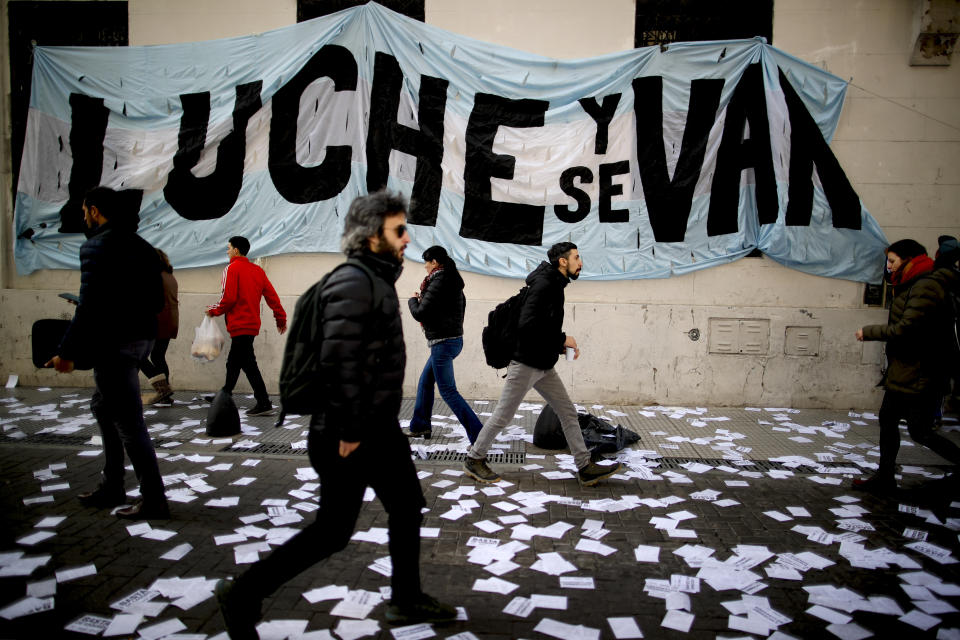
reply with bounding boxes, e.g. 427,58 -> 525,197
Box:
784,326 -> 821,356
708,318 -> 770,355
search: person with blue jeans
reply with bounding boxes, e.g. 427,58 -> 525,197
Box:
407,246 -> 483,443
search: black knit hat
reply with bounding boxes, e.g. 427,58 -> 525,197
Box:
885,239 -> 926,260
935,235 -> 960,269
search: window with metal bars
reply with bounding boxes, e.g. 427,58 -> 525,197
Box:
297,0 -> 424,22
634,0 -> 772,49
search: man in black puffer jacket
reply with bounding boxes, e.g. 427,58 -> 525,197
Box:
463,242 -> 623,487
216,191 -> 456,640
47,186 -> 168,520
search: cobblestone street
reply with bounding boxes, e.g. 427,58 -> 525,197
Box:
1,386 -> 958,639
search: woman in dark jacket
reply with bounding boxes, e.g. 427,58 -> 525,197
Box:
406,246 -> 483,442
853,238 -> 960,493
140,249 -> 179,405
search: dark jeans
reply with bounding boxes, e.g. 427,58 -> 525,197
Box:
410,337 -> 483,443
139,338 -> 170,380
223,334 -> 269,405
878,390 -> 960,478
90,339 -> 165,503
234,423 -> 426,604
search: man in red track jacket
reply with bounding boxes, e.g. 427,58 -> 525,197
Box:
207,236 -> 287,416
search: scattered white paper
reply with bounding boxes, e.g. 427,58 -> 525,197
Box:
56,564 -> 97,583
608,616 -> 643,638
472,577 -> 518,595
661,610 -> 694,633
102,613 -> 143,637
533,617 -> 600,640
159,543 -> 192,561
64,614 -> 112,635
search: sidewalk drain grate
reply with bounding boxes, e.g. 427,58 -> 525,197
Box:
423,451 -> 525,464
658,457 -> 765,469
222,443 -> 307,456
3,434 -> 92,446
657,456 -> 867,474
2,434 -> 193,449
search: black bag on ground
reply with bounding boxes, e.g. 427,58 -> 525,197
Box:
279,259 -> 376,415
481,287 -> 528,370
206,390 -> 240,436
533,405 -> 640,455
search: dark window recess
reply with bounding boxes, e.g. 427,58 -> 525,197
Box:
634,0 -> 773,48
862,283 -> 883,307
9,1 -> 128,200
298,0 -> 424,22
882,281 -> 894,309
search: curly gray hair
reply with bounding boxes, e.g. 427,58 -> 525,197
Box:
340,190 -> 409,254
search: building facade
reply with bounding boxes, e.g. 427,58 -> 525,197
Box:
0,0 -> 957,408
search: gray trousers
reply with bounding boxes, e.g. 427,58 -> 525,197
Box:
468,360 -> 591,469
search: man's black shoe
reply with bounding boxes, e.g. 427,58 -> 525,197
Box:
115,499 -> 170,520
405,427 -> 432,439
215,579 -> 261,640
78,486 -> 126,508
203,394 -> 216,402
245,403 -> 274,417
385,593 -> 457,625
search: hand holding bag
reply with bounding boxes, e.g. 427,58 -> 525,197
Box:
191,315 -> 225,362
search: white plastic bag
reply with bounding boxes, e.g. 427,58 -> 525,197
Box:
191,315 -> 225,362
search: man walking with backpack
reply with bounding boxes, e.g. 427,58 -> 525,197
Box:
216,191 -> 456,639
464,242 -> 623,486
46,186 -> 169,520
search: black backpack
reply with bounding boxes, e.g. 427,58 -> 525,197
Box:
911,273 -> 960,387
279,259 -> 376,415
943,281 -> 960,386
481,287 -> 528,370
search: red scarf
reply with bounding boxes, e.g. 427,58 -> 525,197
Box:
416,265 -> 444,330
891,254 -> 935,287
419,264 -> 443,295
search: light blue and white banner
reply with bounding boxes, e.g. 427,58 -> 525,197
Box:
15,2 -> 888,281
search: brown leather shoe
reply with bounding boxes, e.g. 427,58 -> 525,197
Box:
115,499 -> 170,520
78,487 -> 126,508
851,475 -> 896,494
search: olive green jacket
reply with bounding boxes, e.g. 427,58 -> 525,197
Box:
862,267 -> 959,394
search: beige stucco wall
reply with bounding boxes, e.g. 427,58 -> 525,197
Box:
775,0 -> 960,253
128,0 -> 296,46
2,0 -> 955,408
